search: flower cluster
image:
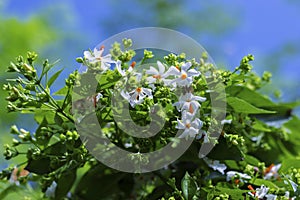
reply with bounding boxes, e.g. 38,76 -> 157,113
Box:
82,45 -> 207,140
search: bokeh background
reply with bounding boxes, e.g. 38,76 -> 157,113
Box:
1,0 -> 299,170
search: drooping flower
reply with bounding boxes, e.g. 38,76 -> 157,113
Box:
146,61 -> 172,85
203,157 -> 227,174
121,87 -> 152,107
166,62 -> 200,87
176,110 -> 203,138
173,92 -> 206,114
264,163 -> 281,180
84,46 -> 115,71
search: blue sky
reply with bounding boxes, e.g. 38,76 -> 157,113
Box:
2,0 -> 300,101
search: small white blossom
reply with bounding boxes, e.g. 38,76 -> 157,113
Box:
176,110 -> 203,138
265,194 -> 277,200
203,157 -> 227,174
45,181 -> 57,198
264,163 -> 281,180
284,191 -> 296,200
121,87 -> 152,107
146,61 -> 172,85
166,62 -> 200,87
226,171 -> 251,182
84,46 -> 115,71
116,60 -> 134,76
173,92 -> 206,114
221,119 -> 232,125
248,185 -> 269,199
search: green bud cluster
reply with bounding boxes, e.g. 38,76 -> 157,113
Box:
224,134 -> 245,146
214,193 -> 230,200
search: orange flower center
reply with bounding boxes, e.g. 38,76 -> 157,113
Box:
152,74 -> 161,79
181,73 -> 187,80
136,87 -> 142,93
186,123 -> 191,128
265,164 -> 274,174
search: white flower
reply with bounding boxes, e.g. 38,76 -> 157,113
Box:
84,46 -> 114,71
167,62 -> 200,87
203,157 -> 227,174
146,61 -> 172,85
284,191 -> 296,200
248,185 -> 269,199
221,119 -> 232,125
264,163 -> 281,180
173,92 -> 206,114
176,110 -> 203,138
284,178 -> 298,192
121,87 -> 152,107
116,60 -> 134,76
45,181 -> 57,198
226,171 -> 251,182
265,194 -> 277,200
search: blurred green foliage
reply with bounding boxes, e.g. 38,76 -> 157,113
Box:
0,16 -> 56,127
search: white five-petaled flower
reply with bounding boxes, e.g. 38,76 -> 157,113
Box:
203,157 -> 227,174
226,171 -> 251,182
84,46 -> 115,71
167,62 -> 200,87
116,60 -> 134,76
264,163 -> 281,180
248,185 -> 270,199
121,87 -> 152,107
146,61 -> 173,85
173,92 -> 206,114
176,110 -> 203,138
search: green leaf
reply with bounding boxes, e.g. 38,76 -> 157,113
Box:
55,169 -> 76,199
207,138 -> 244,161
53,86 -> 68,96
74,165 -> 124,200
213,185 -> 247,200
280,158 -> 300,173
34,108 -> 56,124
226,85 -> 276,108
47,69 -> 63,88
227,97 -> 275,114
249,178 -> 279,189
44,142 -> 67,156
181,172 -> 198,200
252,120 -> 272,132
25,158 -> 51,175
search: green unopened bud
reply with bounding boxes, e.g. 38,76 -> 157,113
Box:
122,38 -> 133,48
76,57 -> 84,63
27,51 -> 38,64
144,49 -> 154,59
10,125 -> 19,135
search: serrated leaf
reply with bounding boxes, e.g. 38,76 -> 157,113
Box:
47,69 -> 63,88
181,172 -> 198,200
227,97 -> 275,114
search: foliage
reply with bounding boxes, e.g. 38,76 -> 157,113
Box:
1,39 -> 300,199
0,15 -> 56,128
